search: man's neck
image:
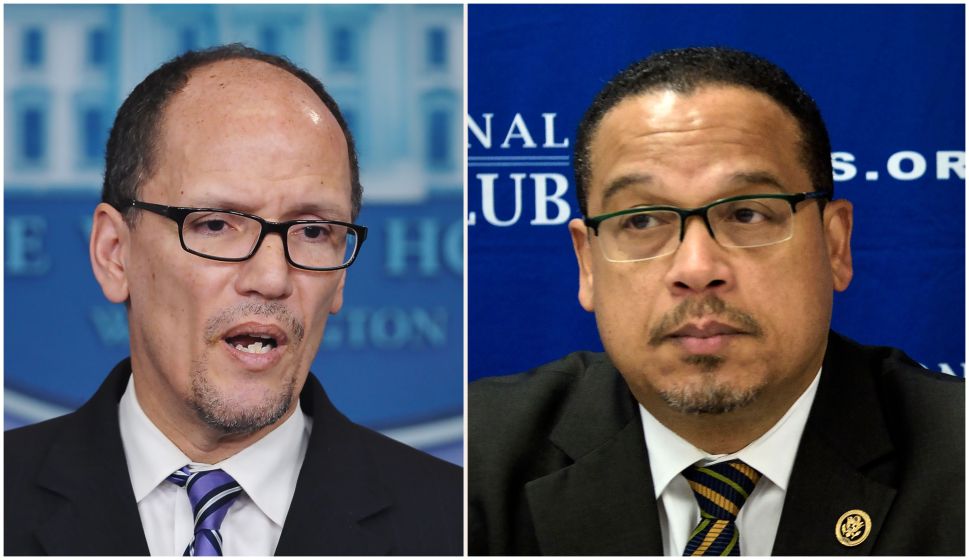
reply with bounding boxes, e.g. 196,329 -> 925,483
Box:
131,374 -> 296,464
173,409 -> 297,464
635,372 -> 818,455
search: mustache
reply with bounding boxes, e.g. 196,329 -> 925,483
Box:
648,295 -> 763,346
204,301 -> 305,346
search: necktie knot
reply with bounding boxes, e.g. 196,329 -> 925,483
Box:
682,460 -> 761,556
682,460 -> 761,521
168,466 -> 242,556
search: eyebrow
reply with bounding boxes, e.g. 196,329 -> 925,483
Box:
180,197 -> 349,220
725,171 -> 790,193
598,169 -> 791,210
600,173 -> 655,209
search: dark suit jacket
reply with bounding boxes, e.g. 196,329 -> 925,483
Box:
6,358 -> 463,555
469,331 -> 964,555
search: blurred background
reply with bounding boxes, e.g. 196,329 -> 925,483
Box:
468,4 -> 965,384
5,4 -> 463,464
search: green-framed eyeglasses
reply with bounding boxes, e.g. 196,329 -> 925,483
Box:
583,191 -> 829,263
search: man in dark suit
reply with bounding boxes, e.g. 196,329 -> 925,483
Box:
469,47 -> 964,555
6,44 -> 461,556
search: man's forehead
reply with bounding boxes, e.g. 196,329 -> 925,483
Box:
596,84 -> 798,136
585,85 -> 807,208
155,58 -> 344,156
161,59 -> 338,133
588,85 -> 804,169
181,58 -> 312,98
143,58 -> 351,217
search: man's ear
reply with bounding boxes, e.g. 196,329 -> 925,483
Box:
89,203 -> 131,303
568,218 -> 596,312
823,199 -> 853,292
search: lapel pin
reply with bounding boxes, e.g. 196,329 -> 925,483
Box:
835,509 -> 872,547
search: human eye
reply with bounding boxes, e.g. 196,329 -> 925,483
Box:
186,212 -> 239,236
721,200 -> 778,225
731,207 -> 765,224
291,222 -> 334,243
618,211 -> 669,231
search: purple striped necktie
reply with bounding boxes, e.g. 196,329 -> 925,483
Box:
167,466 -> 243,556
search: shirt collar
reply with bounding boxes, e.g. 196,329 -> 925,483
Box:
640,367 -> 822,497
218,400 -> 310,527
118,373 -> 191,502
118,372 -> 311,527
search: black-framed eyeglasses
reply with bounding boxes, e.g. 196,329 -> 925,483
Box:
124,200 -> 367,271
584,191 -> 829,263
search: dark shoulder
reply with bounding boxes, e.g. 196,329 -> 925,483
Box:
5,412 -> 77,479
866,338 -> 963,392
833,332 -> 962,405
468,352 -> 626,555
5,412 -> 85,555
347,420 -> 462,489
468,351 -> 616,488
342,421 -> 462,554
470,351 -> 607,436
301,372 -> 462,503
830,332 -> 963,445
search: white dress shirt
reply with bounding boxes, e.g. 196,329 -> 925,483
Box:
118,373 -> 311,555
640,368 -> 821,556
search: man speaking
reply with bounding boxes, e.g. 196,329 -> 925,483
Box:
469,47 -> 963,555
6,44 -> 461,555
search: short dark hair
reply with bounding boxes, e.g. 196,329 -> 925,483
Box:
573,47 -> 833,216
103,43 -> 362,222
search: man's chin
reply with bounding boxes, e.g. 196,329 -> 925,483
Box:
656,375 -> 763,415
190,361 -> 298,435
682,353 -> 726,373
190,391 -> 294,435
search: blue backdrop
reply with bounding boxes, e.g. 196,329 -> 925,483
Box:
5,4 -> 464,464
468,4 -> 965,381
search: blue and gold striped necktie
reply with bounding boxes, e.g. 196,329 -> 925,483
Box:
682,460 -> 762,556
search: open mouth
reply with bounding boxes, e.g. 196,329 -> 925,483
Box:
225,334 -> 278,354
221,322 -> 288,357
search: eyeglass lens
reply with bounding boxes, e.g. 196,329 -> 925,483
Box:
598,197 -> 796,262
182,211 -> 358,268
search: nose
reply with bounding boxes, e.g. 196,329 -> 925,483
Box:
663,215 -> 734,297
233,232 -> 294,300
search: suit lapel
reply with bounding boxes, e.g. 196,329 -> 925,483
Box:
772,333 -> 897,555
526,358 -> 664,555
274,374 -> 393,555
33,360 -> 150,555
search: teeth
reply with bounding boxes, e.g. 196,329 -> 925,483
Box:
235,341 -> 272,354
